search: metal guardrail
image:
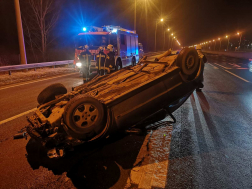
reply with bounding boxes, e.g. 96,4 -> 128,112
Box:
0,60 -> 74,75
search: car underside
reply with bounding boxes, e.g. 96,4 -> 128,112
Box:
15,48 -> 206,158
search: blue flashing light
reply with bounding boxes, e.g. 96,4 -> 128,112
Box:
83,27 -> 87,32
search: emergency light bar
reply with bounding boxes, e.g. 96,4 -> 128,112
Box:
81,26 -> 104,32
103,25 -> 135,34
81,25 -> 135,34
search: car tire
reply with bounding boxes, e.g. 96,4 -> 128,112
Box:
63,95 -> 106,140
132,56 -> 136,66
37,83 -> 67,105
116,59 -> 122,71
177,48 -> 199,79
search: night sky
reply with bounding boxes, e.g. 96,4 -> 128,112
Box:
1,0 -> 252,53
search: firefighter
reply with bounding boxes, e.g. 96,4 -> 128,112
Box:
196,45 -> 207,92
79,45 -> 91,83
96,46 -> 106,75
105,44 -> 115,71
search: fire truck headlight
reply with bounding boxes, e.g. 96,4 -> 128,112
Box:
76,62 -> 82,68
249,64 -> 252,72
83,27 -> 87,32
112,29 -> 117,33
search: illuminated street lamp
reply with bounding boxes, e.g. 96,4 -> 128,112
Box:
237,32 -> 242,50
155,18 -> 164,51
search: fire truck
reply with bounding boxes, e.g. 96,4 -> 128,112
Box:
74,25 -> 140,73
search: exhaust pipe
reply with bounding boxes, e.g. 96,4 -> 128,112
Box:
13,132 -> 27,139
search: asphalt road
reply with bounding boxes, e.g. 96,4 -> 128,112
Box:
0,53 -> 252,189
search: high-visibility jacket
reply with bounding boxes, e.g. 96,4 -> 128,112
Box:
96,51 -> 106,69
105,51 -> 115,68
79,50 -> 91,67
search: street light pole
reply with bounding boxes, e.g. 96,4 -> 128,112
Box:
163,31 -> 165,50
168,35 -> 171,49
172,37 -> 175,50
14,0 -> 27,64
226,35 -> 229,51
155,21 -> 158,52
237,32 -> 242,50
240,34 -> 242,50
218,38 -> 221,51
154,18 -> 163,52
165,28 -> 170,50
170,33 -> 174,50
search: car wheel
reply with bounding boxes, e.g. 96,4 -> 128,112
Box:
177,48 -> 199,79
63,95 -> 106,140
37,83 -> 67,105
116,60 -> 122,71
132,56 -> 136,66
166,92 -> 192,113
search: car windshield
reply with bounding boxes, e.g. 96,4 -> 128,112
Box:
75,35 -> 108,49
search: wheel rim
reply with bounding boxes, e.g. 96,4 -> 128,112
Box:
73,103 -> 98,128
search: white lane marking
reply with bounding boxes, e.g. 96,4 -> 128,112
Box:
0,72 -> 78,91
214,63 -> 231,69
228,63 -> 241,67
0,108 -> 36,125
208,63 -> 219,69
224,70 -> 250,83
192,92 -> 216,150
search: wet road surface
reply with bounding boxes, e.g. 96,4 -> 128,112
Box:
0,53 -> 252,188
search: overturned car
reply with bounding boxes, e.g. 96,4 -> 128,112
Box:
18,48 -> 206,158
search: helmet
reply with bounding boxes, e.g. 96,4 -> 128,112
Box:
107,44 -> 114,52
99,46 -> 104,51
196,45 -> 202,50
84,45 -> 89,49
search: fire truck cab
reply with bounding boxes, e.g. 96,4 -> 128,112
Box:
75,25 -> 140,73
